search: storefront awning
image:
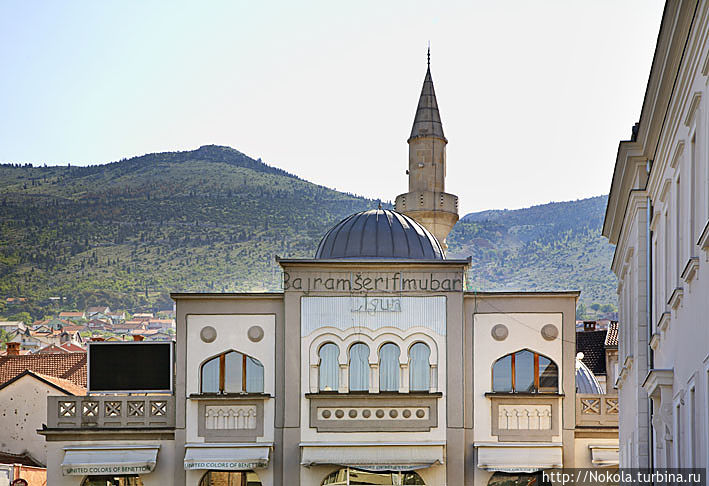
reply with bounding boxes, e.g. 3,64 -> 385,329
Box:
184,443 -> 271,471
589,445 -> 619,467
62,445 -> 159,476
300,443 -> 445,472
476,443 -> 562,473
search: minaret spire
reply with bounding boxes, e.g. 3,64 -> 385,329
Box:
394,51 -> 459,254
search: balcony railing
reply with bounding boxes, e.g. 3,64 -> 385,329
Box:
47,396 -> 175,429
576,394 -> 618,427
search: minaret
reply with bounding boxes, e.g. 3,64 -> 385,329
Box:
395,50 -> 459,252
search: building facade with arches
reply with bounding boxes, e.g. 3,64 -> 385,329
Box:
41,57 -> 617,486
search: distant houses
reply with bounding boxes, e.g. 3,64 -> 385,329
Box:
0,304 -> 174,354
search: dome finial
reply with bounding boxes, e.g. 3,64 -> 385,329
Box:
427,42 -> 430,67
378,201 -> 382,210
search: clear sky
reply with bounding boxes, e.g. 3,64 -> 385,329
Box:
0,1 -> 664,214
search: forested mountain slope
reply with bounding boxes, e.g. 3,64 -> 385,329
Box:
448,196 -> 616,318
0,146 -> 615,319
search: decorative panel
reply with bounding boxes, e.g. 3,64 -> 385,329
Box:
498,405 -> 552,430
489,396 -> 559,441
308,393 -> 440,432
197,399 -> 264,442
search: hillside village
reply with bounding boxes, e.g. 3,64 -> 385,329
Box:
0,304 -> 175,356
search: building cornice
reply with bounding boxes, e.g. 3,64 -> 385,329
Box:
642,369 -> 674,398
171,292 -> 283,300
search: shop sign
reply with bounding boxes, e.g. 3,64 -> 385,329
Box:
63,464 -> 154,475
283,270 -> 464,293
184,461 -> 268,470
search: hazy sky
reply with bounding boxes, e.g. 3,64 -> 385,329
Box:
0,1 -> 664,214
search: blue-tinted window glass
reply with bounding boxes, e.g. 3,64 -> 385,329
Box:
492,354 -> 512,392
319,343 -> 339,391
514,350 -> 535,393
379,343 -> 400,392
246,356 -> 264,393
409,343 -> 431,391
201,356 -> 219,393
349,343 -> 370,391
224,351 -> 244,393
538,355 -> 558,393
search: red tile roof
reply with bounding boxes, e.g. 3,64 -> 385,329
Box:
61,325 -> 86,333
36,344 -> 70,354
605,321 -> 618,347
0,353 -> 86,387
59,343 -> 85,353
32,371 -> 86,395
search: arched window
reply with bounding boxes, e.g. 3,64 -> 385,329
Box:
200,470 -> 262,486
200,350 -> 264,394
409,342 -> 431,391
379,343 -> 400,392
319,343 -> 339,391
349,343 -> 369,391
492,349 -> 558,393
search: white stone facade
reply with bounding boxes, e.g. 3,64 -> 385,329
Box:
604,0 -> 709,470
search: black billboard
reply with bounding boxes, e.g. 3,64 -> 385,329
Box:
88,341 -> 174,393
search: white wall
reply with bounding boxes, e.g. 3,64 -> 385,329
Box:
473,312 -> 564,443
0,376 -> 70,465
185,314 -> 276,444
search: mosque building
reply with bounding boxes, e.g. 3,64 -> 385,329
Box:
41,54 -> 617,486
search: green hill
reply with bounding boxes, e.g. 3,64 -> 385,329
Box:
0,146 -> 616,320
448,196 -> 617,319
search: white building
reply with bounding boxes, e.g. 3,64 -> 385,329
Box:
603,0 -> 709,470
40,56 -> 617,486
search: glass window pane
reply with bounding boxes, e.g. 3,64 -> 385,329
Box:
349,343 -> 370,391
201,356 -> 219,393
379,343 -> 400,392
492,354 -> 512,392
319,343 -> 340,391
515,350 -> 535,393
224,351 -> 244,393
538,356 -> 558,393
246,356 -> 264,393
409,342 -> 431,391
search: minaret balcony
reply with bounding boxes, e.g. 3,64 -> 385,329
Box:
395,191 -> 458,215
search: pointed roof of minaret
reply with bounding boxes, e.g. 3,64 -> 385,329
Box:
409,49 -> 446,143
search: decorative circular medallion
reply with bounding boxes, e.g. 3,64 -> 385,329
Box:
403,409 -> 411,418
416,409 -> 425,418
322,410 -> 331,419
389,410 -> 398,418
348,410 -> 358,418
200,326 -> 217,343
247,326 -> 264,342
376,409 -> 385,418
541,324 -> 559,341
335,409 -> 344,419
491,324 -> 509,341
362,409 -> 371,418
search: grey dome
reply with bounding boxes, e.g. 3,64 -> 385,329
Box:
575,357 -> 603,394
315,209 -> 444,260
